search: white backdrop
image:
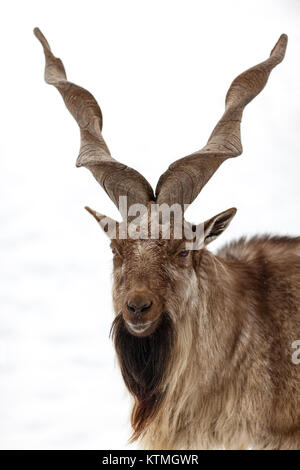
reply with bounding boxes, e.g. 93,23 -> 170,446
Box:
0,0 -> 299,449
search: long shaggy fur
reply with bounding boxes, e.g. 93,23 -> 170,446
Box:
112,234 -> 300,449
110,313 -> 174,440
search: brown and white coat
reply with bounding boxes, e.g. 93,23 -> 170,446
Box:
35,29 -> 300,449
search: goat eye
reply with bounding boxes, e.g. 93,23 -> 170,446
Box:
111,248 -> 117,255
178,250 -> 189,257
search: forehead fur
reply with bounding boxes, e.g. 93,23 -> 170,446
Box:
111,235 -> 186,255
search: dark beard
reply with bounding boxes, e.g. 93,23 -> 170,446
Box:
110,313 -> 173,440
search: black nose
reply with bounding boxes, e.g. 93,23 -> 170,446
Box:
127,298 -> 152,315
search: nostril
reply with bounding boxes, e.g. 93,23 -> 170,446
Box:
127,300 -> 153,314
127,301 -> 137,313
140,301 -> 152,312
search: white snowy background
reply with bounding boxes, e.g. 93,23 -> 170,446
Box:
0,0 -> 299,450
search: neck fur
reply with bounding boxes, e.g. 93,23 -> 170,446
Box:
139,250 -> 247,449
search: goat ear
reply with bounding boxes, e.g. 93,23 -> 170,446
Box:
85,206 -> 119,239
203,208 -> 237,245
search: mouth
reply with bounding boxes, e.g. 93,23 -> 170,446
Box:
125,320 -> 158,336
126,320 -> 154,335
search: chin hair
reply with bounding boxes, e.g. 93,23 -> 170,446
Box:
110,312 -> 174,441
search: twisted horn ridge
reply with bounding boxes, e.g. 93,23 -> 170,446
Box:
34,28 -> 154,213
155,34 -> 288,210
